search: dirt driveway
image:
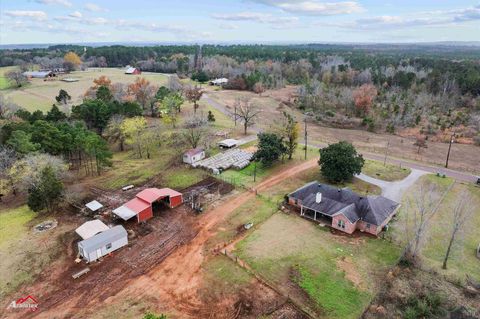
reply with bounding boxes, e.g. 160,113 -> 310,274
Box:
17,159 -> 318,318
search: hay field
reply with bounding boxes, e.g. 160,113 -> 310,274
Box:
0,67 -> 169,112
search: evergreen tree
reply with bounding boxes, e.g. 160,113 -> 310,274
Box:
27,165 -> 64,213
55,89 -> 72,105
46,105 -> 67,122
254,133 -> 286,166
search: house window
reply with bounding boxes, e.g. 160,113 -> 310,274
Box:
295,199 -> 298,205
337,219 -> 345,229
106,243 -> 112,250
366,223 -> 370,229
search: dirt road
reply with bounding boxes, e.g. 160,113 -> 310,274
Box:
27,159 -> 318,318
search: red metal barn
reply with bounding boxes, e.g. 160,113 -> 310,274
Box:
124,197 -> 153,222
136,188 -> 183,209
113,188 -> 183,223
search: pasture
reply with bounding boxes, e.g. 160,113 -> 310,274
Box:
393,174 -> 480,283
1,67 -> 169,112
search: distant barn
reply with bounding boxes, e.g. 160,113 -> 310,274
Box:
125,66 -> 141,75
23,71 -> 53,79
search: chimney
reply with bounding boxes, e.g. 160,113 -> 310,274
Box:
316,192 -> 322,203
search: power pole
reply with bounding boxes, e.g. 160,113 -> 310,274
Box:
304,116 -> 308,160
383,140 -> 389,166
445,131 -> 455,168
234,104 -> 237,127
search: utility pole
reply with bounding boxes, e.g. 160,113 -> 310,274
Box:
234,104 -> 237,127
445,131 -> 455,168
304,116 -> 308,160
383,140 -> 389,166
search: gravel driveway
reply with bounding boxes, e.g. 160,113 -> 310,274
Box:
356,169 -> 428,202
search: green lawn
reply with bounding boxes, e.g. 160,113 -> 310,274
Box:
362,159 -> 411,181
0,66 -> 17,90
235,213 -> 401,318
92,144 -> 207,191
393,174 -> 480,282
0,206 -> 74,299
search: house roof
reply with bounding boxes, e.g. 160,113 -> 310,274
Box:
218,139 -> 238,147
75,220 -> 110,240
85,200 -> 103,212
184,148 -> 204,157
289,182 -> 399,226
78,225 -> 127,251
136,188 -> 182,204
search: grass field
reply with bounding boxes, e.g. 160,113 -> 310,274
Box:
0,67 -> 169,112
235,213 -> 401,318
362,159 -> 411,181
0,66 -> 17,90
0,206 -> 75,299
393,175 -> 480,282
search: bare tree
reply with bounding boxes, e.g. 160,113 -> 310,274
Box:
167,74 -> 183,92
233,98 -> 261,135
182,114 -> 209,149
184,85 -> 203,114
442,190 -> 474,269
0,95 -> 20,119
403,181 -> 440,264
0,146 -> 18,198
6,70 -> 27,87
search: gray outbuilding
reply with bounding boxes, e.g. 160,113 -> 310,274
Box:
78,225 -> 128,262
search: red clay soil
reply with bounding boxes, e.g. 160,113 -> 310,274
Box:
7,160 -> 318,319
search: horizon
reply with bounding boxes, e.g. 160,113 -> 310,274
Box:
1,1 -> 479,45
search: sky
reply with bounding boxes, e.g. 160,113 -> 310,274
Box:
0,0 -> 479,45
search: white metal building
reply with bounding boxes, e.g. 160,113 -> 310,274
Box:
78,225 -> 128,262
75,220 -> 110,240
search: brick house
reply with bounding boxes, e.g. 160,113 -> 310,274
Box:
287,182 -> 400,236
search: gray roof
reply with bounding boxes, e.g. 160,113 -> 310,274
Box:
78,225 -> 127,251
289,182 -> 399,226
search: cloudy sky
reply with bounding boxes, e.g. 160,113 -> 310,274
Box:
0,0 -> 479,44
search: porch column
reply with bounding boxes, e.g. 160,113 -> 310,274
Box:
314,211 -> 317,221
300,206 -> 303,216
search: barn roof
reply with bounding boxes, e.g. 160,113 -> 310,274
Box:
136,188 -> 182,204
23,71 -> 52,77
289,182 -> 399,226
75,220 -> 109,240
125,67 -> 137,74
124,197 -> 150,212
78,225 -> 127,251
112,205 -> 137,221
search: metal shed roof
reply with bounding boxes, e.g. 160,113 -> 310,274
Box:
136,188 -> 182,204
112,205 -> 137,220
184,148 -> 204,157
75,220 -> 109,240
78,225 -> 127,251
85,200 -> 103,212
218,139 -> 238,148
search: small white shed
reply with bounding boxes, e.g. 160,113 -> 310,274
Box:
85,200 -> 103,212
78,225 -> 128,262
183,148 -> 206,164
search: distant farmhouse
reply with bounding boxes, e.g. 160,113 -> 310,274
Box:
125,66 -> 141,75
288,182 -> 400,236
209,78 -> 228,86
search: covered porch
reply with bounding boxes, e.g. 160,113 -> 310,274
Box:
300,206 -> 332,226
